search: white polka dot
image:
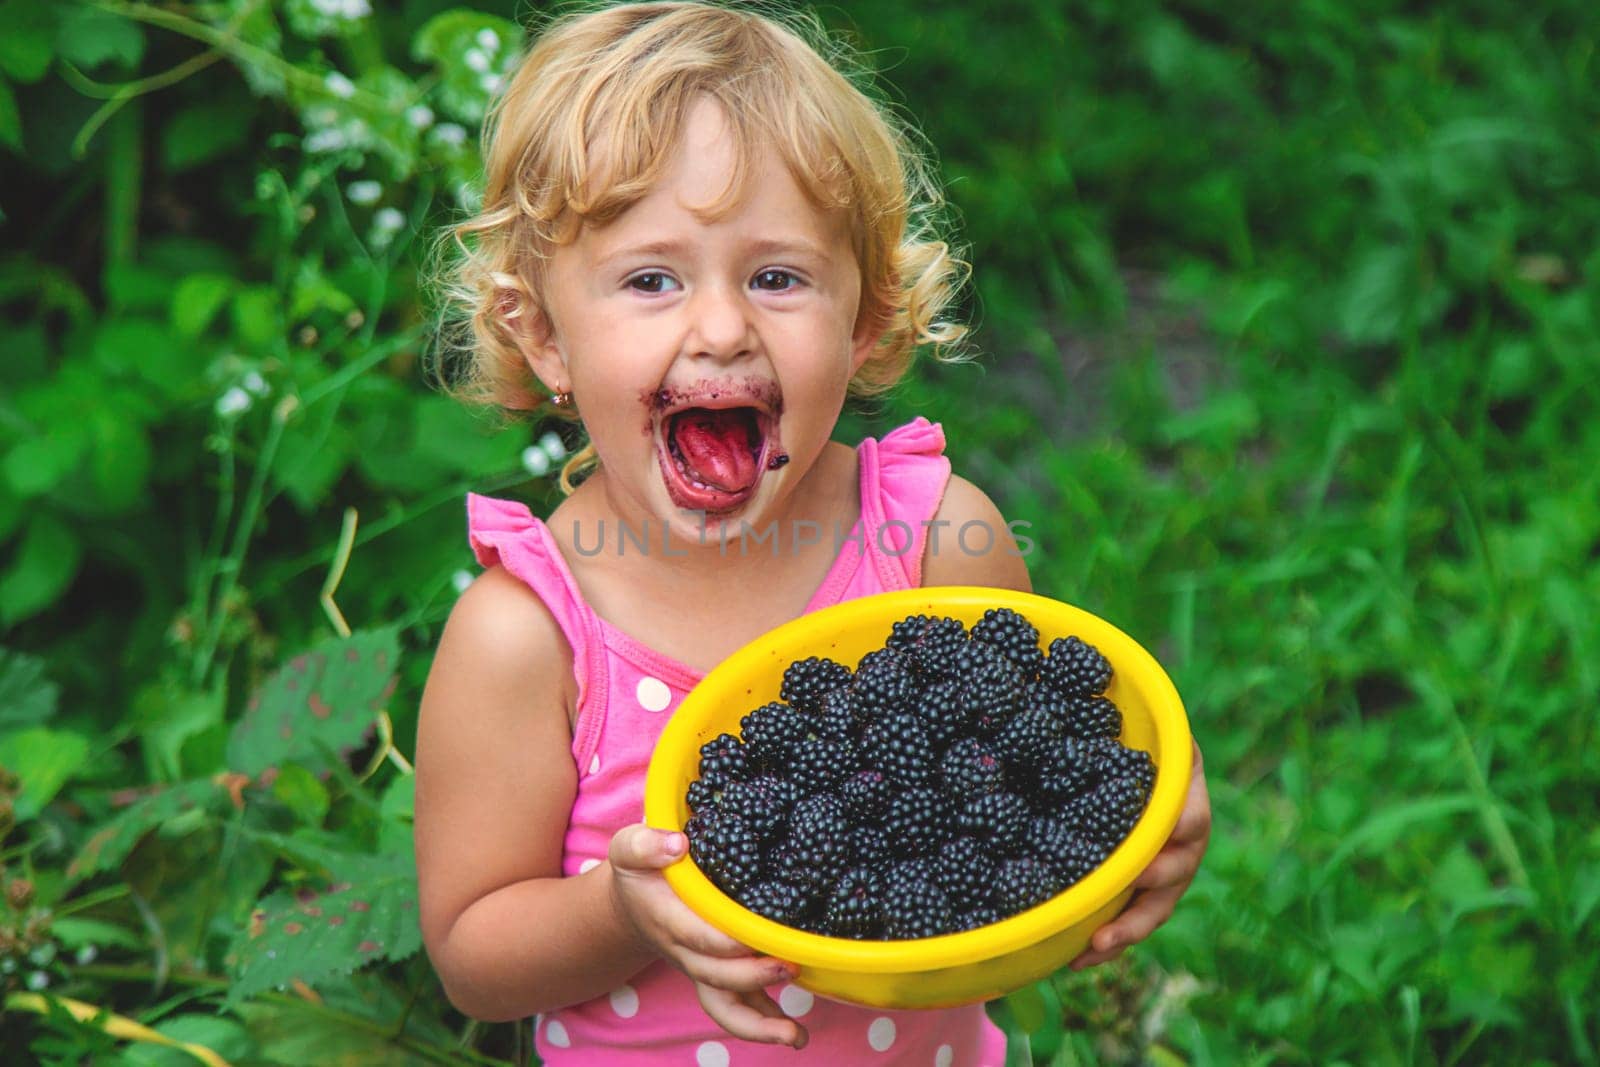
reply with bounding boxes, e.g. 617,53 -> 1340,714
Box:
867,1016 -> 896,1052
589,754 -> 600,775
778,984 -> 814,1017
609,983 -> 639,1018
544,1018 -> 570,1047
578,858 -> 600,874
935,1044 -> 954,1067
636,676 -> 672,711
696,1040 -> 730,1067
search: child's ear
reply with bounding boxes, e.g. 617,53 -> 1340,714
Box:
496,279 -> 567,392
849,307 -> 886,376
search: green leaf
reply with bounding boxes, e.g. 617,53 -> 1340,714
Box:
124,1015 -> 256,1067
0,725 -> 90,818
131,675 -> 227,783
272,763 -> 330,827
56,5 -> 144,71
226,628 -> 400,780
3,426 -> 89,497
228,835 -> 420,1003
0,0 -> 57,83
171,272 -> 235,337
0,512 -> 82,626
1337,245 -> 1413,346
50,916 -> 146,951
0,75 -> 21,152
1004,980 -> 1049,1034
91,317 -> 195,396
66,777 -> 225,881
162,102 -> 250,172
232,285 -> 282,347
411,9 -> 521,123
0,646 -> 58,728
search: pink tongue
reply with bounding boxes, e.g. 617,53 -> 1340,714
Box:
672,409 -> 759,492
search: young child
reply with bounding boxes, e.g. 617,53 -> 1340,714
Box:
415,3 -> 1212,1063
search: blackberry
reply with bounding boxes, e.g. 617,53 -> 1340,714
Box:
993,709 -> 1064,770
1023,680 -> 1072,725
856,647 -> 913,675
955,906 -> 1001,932
1064,775 -> 1148,845
739,701 -> 808,768
697,732 -> 753,791
685,778 -> 717,814
742,879 -> 809,925
912,678 -> 967,748
1064,695 -> 1122,741
1022,816 -> 1108,886
1032,737 -> 1102,809
789,736 -> 857,796
880,786 -> 952,857
848,823 -> 890,867
860,709 -> 935,787
853,655 -> 919,728
780,656 -> 853,714
956,791 -> 1030,854
776,828 -> 851,899
815,687 -> 859,741
718,774 -> 799,843
687,811 -> 763,895
970,608 -> 1045,681
881,867 -> 953,939
824,867 -> 884,939
956,642 -> 1025,736
939,737 -> 1006,802
933,836 -> 997,910
840,767 -> 892,822
992,856 -> 1058,915
1042,636 -> 1113,697
1099,744 -> 1156,799
886,614 -> 970,680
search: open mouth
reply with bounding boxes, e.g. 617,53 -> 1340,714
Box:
658,406 -> 773,513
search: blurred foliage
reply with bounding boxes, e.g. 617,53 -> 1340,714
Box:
0,0 -> 1596,1063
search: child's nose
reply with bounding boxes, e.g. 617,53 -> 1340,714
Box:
685,283 -> 756,361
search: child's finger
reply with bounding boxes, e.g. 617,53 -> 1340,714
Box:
696,983 -> 807,1048
674,950 -> 795,993
608,824 -> 687,871
1067,884 -> 1183,970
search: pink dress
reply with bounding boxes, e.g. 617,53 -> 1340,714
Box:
466,416 -> 1010,1066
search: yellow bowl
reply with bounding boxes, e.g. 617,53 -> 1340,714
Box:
642,586 -> 1192,1010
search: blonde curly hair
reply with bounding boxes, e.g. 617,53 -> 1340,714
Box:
429,0 -> 971,493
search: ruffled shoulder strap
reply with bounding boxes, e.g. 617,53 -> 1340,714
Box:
856,416 -> 953,590
465,493 -> 606,713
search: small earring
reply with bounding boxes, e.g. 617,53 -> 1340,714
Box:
551,390 -> 573,408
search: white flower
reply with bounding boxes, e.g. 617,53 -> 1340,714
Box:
309,105 -> 339,126
451,569 -> 474,595
373,207 -> 405,232
340,0 -> 372,17
406,104 -> 435,130
522,446 -> 551,477
538,431 -> 567,461
463,48 -> 490,73
304,128 -> 347,153
26,972 -> 49,991
431,123 -> 467,148
75,945 -> 99,966
324,71 -> 356,99
346,180 -> 382,205
241,370 -> 270,397
216,387 -> 252,418
476,28 -> 501,52
479,73 -> 504,94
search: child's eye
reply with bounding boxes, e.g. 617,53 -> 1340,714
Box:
628,272 -> 679,294
752,269 -> 800,292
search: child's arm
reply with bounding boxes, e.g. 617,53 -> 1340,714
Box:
922,475 -> 1212,968
414,567 -> 801,1044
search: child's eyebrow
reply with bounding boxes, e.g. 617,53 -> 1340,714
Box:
594,236 -> 834,270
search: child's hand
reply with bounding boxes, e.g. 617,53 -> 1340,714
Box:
1070,739 -> 1212,970
607,824 -> 809,1049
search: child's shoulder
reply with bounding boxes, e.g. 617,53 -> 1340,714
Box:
921,470 -> 1033,593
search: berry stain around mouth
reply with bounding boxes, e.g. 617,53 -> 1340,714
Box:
641,380 -> 788,513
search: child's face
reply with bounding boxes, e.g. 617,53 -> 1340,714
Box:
525,97 -> 877,540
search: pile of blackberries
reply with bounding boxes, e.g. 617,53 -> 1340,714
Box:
682,608 -> 1156,940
